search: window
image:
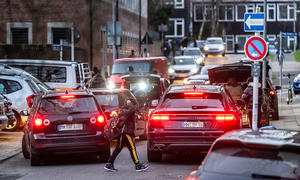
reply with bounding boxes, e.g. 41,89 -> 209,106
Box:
6,22 -> 32,44
0,82 -> 8,94
194,4 -> 212,21
47,22 -> 73,44
236,4 -> 254,21
277,4 -> 295,21
175,0 -> 184,9
267,4 -> 276,21
6,80 -> 22,92
219,5 -> 234,21
267,35 -> 276,43
236,35 -> 250,53
166,18 -> 184,38
256,4 -> 264,13
225,35 -> 234,53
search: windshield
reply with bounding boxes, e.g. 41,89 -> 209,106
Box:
204,146 -> 300,179
39,96 -> 98,114
206,39 -> 223,44
174,58 -> 195,65
183,50 -> 201,56
112,61 -> 151,74
95,94 -> 119,108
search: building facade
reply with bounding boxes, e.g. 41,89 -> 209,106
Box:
0,0 -> 148,71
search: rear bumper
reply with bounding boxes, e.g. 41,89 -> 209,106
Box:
30,131 -> 109,155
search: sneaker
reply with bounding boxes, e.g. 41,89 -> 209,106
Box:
135,163 -> 149,172
104,163 -> 117,172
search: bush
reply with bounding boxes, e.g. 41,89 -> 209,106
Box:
294,51 -> 300,62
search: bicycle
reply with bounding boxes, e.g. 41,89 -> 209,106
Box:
284,73 -> 296,104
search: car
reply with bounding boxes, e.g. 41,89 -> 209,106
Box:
182,47 -> 205,65
0,95 -> 9,131
203,37 -> 226,56
185,65 -> 218,85
91,88 -> 148,139
188,40 -> 206,52
0,65 -> 51,131
185,128 -> 300,180
147,85 -> 242,162
22,90 -> 110,166
208,61 -> 280,121
293,73 -> 300,95
0,59 -> 91,90
168,56 -> 202,84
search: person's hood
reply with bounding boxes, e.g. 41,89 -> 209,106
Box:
171,64 -> 197,71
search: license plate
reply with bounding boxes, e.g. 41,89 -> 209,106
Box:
57,124 -> 83,131
182,122 -> 204,128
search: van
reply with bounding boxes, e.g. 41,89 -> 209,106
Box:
109,57 -> 169,88
0,59 -> 91,90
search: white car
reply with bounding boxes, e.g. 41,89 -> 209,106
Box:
203,37 -> 226,56
182,47 -> 205,65
168,56 -> 201,83
185,65 -> 218,85
0,65 -> 51,131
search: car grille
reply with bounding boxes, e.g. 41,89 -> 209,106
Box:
175,70 -> 189,73
210,48 -> 219,51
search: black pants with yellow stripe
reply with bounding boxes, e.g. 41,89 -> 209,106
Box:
108,133 -> 140,165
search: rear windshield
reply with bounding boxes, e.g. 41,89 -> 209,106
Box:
12,65 -> 67,83
183,49 -> 201,56
94,94 -> 119,108
161,93 -> 225,111
39,96 -> 98,114
204,146 -> 300,179
112,61 -> 151,74
174,58 -> 195,65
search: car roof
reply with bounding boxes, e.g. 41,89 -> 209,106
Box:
90,88 -> 130,94
168,85 -> 223,94
215,129 -> 300,149
113,57 -> 166,62
0,59 -> 79,66
183,47 -> 201,51
42,90 -> 93,98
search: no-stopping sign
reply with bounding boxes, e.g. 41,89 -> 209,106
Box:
244,36 -> 268,61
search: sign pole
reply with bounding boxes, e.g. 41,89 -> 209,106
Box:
279,31 -> 283,103
60,39 -> 63,61
253,30 -> 260,131
112,0 -> 116,60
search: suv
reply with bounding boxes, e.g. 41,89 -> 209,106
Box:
22,90 -> 110,166
203,37 -> 226,56
147,85 -> 242,162
0,65 -> 51,131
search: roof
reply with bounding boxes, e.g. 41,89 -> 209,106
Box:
90,88 -> 129,94
43,90 -> 93,98
215,129 -> 300,149
113,56 -> 166,62
120,73 -> 161,79
0,59 -> 79,66
168,85 -> 223,94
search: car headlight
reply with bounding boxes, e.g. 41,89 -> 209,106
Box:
195,58 -> 203,64
219,46 -> 225,51
190,67 -> 198,74
107,81 -> 116,89
183,78 -> 189,84
168,68 -> 175,74
138,82 -> 147,90
204,46 -> 209,51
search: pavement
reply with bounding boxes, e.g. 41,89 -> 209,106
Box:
0,131 -> 23,163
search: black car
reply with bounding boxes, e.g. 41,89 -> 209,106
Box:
91,88 -> 147,139
186,128 -> 300,180
147,85 -> 242,162
22,90 -> 110,166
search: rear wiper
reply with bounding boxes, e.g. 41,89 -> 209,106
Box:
252,173 -> 296,180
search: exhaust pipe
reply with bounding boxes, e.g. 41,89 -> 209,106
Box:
153,146 -> 159,151
153,145 -> 165,151
159,146 -> 164,151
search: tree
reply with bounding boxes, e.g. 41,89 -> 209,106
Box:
148,0 -> 173,31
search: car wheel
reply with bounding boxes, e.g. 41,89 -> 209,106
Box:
22,136 -> 30,159
5,110 -> 21,131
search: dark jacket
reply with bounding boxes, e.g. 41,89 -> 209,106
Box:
242,83 -> 262,113
117,103 -> 137,136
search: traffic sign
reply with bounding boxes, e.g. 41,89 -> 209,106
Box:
244,36 -> 268,61
282,32 -> 299,36
244,13 -> 265,32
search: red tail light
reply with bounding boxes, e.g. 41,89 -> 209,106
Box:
97,115 -> 105,123
150,114 -> 169,121
90,114 -> 106,124
215,114 -> 235,121
185,177 -> 200,180
26,94 -> 35,108
60,95 -> 75,99
184,92 -> 204,96
269,90 -> 275,96
34,118 -> 43,126
110,110 -> 120,117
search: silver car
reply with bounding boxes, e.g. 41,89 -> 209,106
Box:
203,37 -> 226,56
185,65 -> 218,85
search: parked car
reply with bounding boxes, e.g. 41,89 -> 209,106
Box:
0,95 -> 8,131
22,90 -> 110,166
182,47 -> 205,65
293,73 -> 300,95
0,65 -> 51,131
185,128 -> 300,180
203,37 -> 226,56
185,65 -> 218,85
0,59 -> 91,90
169,56 -> 202,83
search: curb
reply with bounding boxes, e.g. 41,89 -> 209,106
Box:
0,148 -> 21,163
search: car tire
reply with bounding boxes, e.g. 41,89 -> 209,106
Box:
22,136 -> 30,159
147,149 -> 162,162
5,110 -> 21,131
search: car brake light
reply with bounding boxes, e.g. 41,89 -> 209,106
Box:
90,114 -> 106,124
26,94 -> 35,108
269,90 -> 275,96
34,118 -> 43,126
60,95 -> 75,99
97,115 -> 105,123
110,110 -> 120,117
184,92 -> 204,96
150,114 -> 169,121
215,115 -> 235,121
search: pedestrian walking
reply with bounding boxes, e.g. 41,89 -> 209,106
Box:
104,98 -> 149,172
89,67 -> 106,88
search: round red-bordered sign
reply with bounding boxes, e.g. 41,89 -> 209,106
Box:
244,36 -> 268,61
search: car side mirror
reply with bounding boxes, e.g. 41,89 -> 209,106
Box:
150,99 -> 159,108
275,86 -> 281,91
236,99 -> 245,108
20,110 -> 29,116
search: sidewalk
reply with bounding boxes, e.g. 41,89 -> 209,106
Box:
270,53 -> 300,130
0,131 -> 23,163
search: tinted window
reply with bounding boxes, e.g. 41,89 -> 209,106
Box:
204,146 -> 300,179
183,49 -> 201,56
174,57 -> 195,65
6,80 -> 22,93
0,82 -> 8,94
39,96 -> 98,114
112,61 -> 151,74
95,94 -> 119,108
161,93 -> 225,111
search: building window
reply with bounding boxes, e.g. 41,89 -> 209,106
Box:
219,5 -> 234,21
166,18 -> 184,38
267,35 -> 276,42
236,4 -> 254,21
267,4 -> 276,21
194,4 -> 212,22
6,22 -> 32,44
47,22 -> 73,45
256,4 -> 265,13
175,0 -> 184,9
225,35 -> 234,53
277,4 -> 295,21
236,35 -> 251,53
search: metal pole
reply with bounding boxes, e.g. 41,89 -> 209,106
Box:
138,0 -> 142,55
293,0 -> 297,52
60,39 -> 63,61
146,33 -> 148,57
280,31 -> 283,103
112,0 -> 116,60
262,0 -> 267,89
71,26 -> 74,61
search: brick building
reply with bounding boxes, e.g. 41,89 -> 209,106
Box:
0,0 -> 148,72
